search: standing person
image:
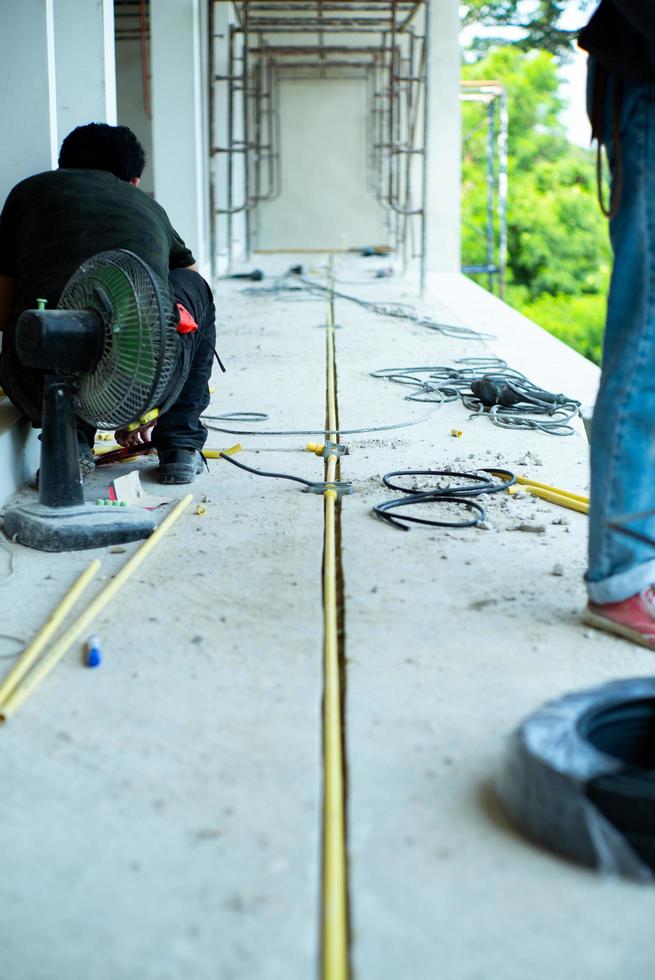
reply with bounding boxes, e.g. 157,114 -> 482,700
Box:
0,123 -> 216,485
579,4 -> 655,645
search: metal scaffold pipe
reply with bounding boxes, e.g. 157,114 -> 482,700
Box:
209,0 -> 429,281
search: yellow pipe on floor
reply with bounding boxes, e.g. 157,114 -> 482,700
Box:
521,484 -> 590,515
0,560 -> 101,708
321,259 -> 349,980
516,475 -> 589,504
0,494 -> 193,722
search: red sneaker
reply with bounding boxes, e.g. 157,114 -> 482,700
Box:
585,586 -> 655,650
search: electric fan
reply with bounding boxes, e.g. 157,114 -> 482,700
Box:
3,250 -> 182,552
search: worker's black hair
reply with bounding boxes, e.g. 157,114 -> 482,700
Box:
58,123 -> 146,182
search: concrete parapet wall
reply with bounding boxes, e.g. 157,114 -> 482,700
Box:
0,400 -> 39,509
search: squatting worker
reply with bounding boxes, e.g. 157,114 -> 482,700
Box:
0,123 -> 216,485
578,4 -> 655,644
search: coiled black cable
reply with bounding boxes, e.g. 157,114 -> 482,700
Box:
373,467 -> 516,531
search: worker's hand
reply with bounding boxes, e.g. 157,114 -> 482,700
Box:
115,418 -> 157,449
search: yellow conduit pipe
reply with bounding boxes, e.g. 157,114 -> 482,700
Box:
321,260 -> 349,980
520,485 -> 589,515
509,475 -> 589,515
515,475 -> 589,504
0,494 -> 193,722
0,560 -> 101,707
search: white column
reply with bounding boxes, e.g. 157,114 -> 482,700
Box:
0,0 -> 58,205
150,0 -> 210,274
424,0 -> 461,274
213,0 -> 230,271
54,0 -> 117,142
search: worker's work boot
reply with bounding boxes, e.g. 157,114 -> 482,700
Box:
157,448 -> 204,485
585,586 -> 655,650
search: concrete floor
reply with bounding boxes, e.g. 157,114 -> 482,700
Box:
1,258 -> 654,979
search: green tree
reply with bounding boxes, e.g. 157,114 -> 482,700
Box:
461,0 -> 596,58
462,46 -> 611,364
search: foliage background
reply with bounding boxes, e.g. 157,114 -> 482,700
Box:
460,3 -> 609,365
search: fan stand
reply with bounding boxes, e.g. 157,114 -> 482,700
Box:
3,374 -> 155,552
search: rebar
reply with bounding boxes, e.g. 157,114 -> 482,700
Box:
209,0 -> 428,278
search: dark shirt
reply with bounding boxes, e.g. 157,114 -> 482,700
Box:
579,1 -> 655,80
0,168 -> 196,318
0,167 -> 196,424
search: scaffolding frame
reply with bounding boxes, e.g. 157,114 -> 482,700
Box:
209,0 -> 430,286
460,80 -> 509,299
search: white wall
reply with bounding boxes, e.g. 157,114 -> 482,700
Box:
55,0 -> 116,142
425,0 -> 461,273
0,0 -> 58,205
0,0 -> 118,209
256,78 -> 387,251
115,40 -> 155,197
212,2 -> 248,271
150,0 -> 210,273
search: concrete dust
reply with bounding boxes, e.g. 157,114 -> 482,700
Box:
0,257 -> 652,980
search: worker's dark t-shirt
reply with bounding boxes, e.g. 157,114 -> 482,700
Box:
0,168 -> 196,424
0,168 -> 195,316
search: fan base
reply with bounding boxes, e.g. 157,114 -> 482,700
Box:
3,502 -> 155,552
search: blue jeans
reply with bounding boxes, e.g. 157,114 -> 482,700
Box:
587,64 -> 655,603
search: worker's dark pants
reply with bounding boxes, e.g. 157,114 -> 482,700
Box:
151,268 -> 216,453
1,268 -> 217,454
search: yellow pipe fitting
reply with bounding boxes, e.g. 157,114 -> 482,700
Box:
126,407 -> 160,433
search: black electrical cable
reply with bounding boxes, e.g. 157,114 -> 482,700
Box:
197,331 -> 227,373
375,493 -> 487,531
373,467 -> 517,531
217,451 -> 314,488
382,467 -> 516,497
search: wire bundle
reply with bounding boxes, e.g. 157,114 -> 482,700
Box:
242,271 -> 490,341
201,406 -> 442,437
373,467 -> 516,531
372,357 -> 581,436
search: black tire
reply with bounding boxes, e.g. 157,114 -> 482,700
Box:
498,677 -> 655,880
